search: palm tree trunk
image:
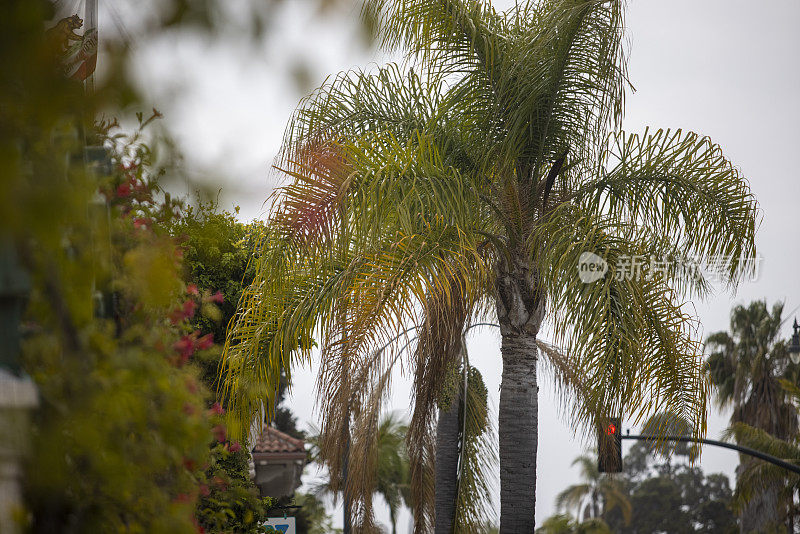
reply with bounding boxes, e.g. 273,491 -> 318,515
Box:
495,254 -> 544,533
435,383 -> 461,534
739,459 -> 781,533
499,332 -> 539,532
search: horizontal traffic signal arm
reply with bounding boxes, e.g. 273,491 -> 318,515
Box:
622,434 -> 800,476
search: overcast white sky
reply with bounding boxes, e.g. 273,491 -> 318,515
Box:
118,0 -> 800,530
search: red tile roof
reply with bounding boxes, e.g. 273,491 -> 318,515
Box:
252,426 -> 306,454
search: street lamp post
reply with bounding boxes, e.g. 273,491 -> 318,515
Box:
789,318 -> 800,366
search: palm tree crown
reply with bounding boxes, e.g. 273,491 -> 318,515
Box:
222,0 -> 758,530
556,453 -> 631,525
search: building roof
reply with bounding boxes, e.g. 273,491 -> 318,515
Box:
252,425 -> 306,456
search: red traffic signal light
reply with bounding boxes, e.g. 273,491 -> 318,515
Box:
598,417 -> 622,473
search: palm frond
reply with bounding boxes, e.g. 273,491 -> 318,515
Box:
578,128 -> 759,288
555,482 -> 592,517
535,203 -> 709,446
723,421 -> 800,510
496,0 -> 627,175
408,273 -> 471,532
453,365 -> 498,531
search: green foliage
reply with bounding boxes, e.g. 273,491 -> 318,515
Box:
292,493 -> 342,534
172,201 -> 265,395
602,442 -> 737,534
453,365 -> 497,532
23,322 -> 211,533
536,514 -> 611,534
19,113 -> 214,532
175,202 -> 307,442
195,440 -> 273,533
173,202 -> 282,532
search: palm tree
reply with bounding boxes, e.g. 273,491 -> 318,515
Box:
222,0 -> 758,530
724,413 -> 800,531
707,301 -> 799,532
374,413 -> 410,534
556,453 -> 631,525
308,412 -> 411,534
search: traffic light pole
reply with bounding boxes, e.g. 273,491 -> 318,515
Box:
621,434 -> 800,475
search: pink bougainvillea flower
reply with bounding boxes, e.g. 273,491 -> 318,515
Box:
182,299 -> 197,319
116,182 -> 131,197
196,333 -> 214,350
212,424 -> 227,443
210,402 -> 225,416
173,335 -> 195,362
168,307 -> 184,325
209,291 -> 224,304
229,441 -> 242,453
186,284 -> 199,296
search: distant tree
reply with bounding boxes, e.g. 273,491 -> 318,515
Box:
293,493 -> 342,534
707,300 -> 798,532
626,477 -> 689,533
307,412 -> 411,533
724,379 -> 800,531
602,441 -> 737,534
536,513 -> 611,534
373,413 -> 411,534
556,453 -> 631,524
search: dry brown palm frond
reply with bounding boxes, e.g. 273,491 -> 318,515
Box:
408,272 -> 470,532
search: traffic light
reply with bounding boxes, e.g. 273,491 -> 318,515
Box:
598,417 -> 622,473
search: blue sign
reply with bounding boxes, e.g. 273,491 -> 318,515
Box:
265,517 -> 296,534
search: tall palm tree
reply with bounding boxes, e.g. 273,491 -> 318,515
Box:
724,387 -> 800,532
707,301 -> 798,532
222,0 -> 758,530
556,453 -> 631,525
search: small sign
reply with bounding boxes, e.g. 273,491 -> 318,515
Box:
265,517 -> 296,534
